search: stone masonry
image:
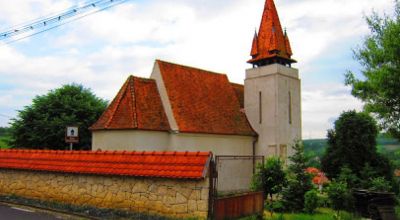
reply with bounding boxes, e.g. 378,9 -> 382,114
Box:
0,169 -> 210,219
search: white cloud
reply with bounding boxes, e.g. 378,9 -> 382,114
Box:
302,83 -> 363,139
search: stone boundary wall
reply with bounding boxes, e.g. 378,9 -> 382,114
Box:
0,169 -> 210,219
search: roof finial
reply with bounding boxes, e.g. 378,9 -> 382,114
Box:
284,27 -> 287,36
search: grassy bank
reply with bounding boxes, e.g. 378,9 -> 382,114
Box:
264,208 -> 359,220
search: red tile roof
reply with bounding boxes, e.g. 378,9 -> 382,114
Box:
90,76 -> 170,131
248,0 -> 295,65
231,83 -> 245,109
0,150 -> 212,179
395,169 -> 400,177
157,60 -> 255,136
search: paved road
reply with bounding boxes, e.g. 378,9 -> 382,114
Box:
0,203 -> 75,220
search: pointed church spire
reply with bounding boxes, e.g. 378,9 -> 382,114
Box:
251,30 -> 259,57
248,0 -> 296,67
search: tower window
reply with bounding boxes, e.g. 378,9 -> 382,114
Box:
289,91 -> 292,124
259,91 -> 262,124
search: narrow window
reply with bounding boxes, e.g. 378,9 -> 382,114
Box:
259,91 -> 262,124
288,91 -> 292,124
280,144 -> 287,164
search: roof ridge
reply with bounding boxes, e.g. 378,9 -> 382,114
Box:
156,59 -> 227,76
105,76 -> 132,128
130,76 -> 138,128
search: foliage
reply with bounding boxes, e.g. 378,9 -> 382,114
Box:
251,157 -> 286,201
304,190 -> 319,214
10,84 -> 107,150
0,127 -> 10,136
337,166 -> 359,189
304,137 -> 400,170
326,181 -> 354,212
281,141 -> 313,212
303,139 -> 328,168
264,208 -> 360,220
0,127 -> 11,149
0,136 -> 11,149
265,200 -> 285,214
369,176 -> 392,192
321,111 -> 392,182
345,1 -> 400,140
251,157 -> 286,217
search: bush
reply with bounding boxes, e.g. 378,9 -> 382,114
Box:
327,181 -> 354,212
265,199 -> 284,213
304,190 -> 319,214
369,177 -> 392,192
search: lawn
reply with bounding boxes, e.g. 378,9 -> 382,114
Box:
263,208 -> 360,220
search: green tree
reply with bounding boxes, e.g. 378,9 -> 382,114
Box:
10,84 -> 107,150
321,111 -> 392,181
338,166 -> 360,189
281,141 -> 313,212
345,2 -> 400,140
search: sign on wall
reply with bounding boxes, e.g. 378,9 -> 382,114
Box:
65,126 -> 79,144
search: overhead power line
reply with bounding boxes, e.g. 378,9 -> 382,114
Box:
0,113 -> 11,119
0,0 -> 130,45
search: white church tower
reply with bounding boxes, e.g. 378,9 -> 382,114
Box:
245,0 -> 301,160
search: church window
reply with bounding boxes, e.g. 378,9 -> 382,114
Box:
288,91 -> 292,124
259,91 -> 262,124
280,144 -> 287,164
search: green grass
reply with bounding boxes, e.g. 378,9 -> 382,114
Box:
263,208 -> 360,220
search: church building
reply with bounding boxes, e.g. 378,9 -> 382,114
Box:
90,0 -> 301,163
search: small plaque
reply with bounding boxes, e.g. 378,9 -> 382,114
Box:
65,126 -> 79,143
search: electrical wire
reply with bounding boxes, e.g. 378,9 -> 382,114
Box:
0,114 -> 11,119
0,0 -> 130,45
0,0 -> 102,33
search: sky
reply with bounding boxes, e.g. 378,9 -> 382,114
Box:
0,0 -> 395,139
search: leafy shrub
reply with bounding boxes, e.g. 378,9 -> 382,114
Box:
304,190 -> 319,214
265,199 -> 284,213
317,193 -> 329,208
327,181 -> 354,212
369,176 -> 392,192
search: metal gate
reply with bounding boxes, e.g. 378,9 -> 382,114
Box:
210,155 -> 265,219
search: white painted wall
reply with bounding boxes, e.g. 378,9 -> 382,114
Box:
92,130 -> 255,192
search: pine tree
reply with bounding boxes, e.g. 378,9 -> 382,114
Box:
281,141 -> 313,212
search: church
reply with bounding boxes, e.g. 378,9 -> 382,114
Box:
90,0 -> 301,163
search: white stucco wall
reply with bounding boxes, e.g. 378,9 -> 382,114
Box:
92,130 -> 253,155
245,64 -> 302,161
92,130 -> 254,192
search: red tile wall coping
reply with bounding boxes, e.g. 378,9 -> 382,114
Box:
0,150 -> 212,179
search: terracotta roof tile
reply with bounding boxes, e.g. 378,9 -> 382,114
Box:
248,0 -> 295,65
395,169 -> 400,177
250,31 -> 259,57
90,76 -> 170,131
157,60 -> 255,136
231,83 -> 245,109
0,150 -> 212,179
